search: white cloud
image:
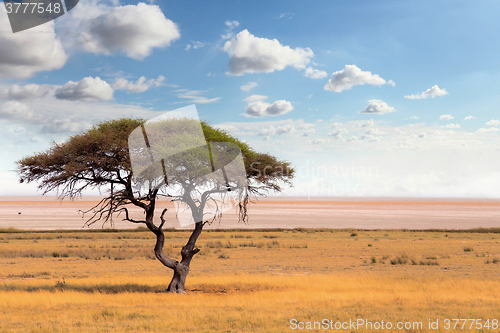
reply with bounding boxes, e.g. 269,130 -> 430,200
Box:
55,77 -> 114,102
257,123 -> 295,136
112,75 -> 165,93
0,8 -> 67,79
259,126 -> 277,136
245,100 -> 294,117
222,20 -> 240,39
328,128 -> 349,140
298,123 -> 315,130
404,85 -> 448,99
277,124 -> 296,135
360,120 -> 374,127
75,3 -> 180,60
240,82 -> 258,92
244,95 -> 268,102
302,128 -> 316,136
0,101 -> 91,133
175,89 -> 221,104
387,80 -> 396,87
304,67 -> 328,79
486,119 -> 500,126
324,65 -> 387,92
359,99 -> 395,115
223,29 -> 313,76
410,115 -> 420,120
1,84 -> 51,100
418,132 -> 427,138
185,41 -> 206,51
278,13 -> 295,20
441,124 -> 461,129
440,114 -> 455,120
307,139 -> 327,145
477,127 -> 500,133
214,124 -> 239,134
464,115 -> 475,120
364,128 -> 382,136
0,101 -> 38,121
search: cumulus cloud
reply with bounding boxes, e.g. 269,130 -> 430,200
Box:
1,84 -> 51,100
185,41 -> 206,51
298,123 -> 315,130
221,20 -> 239,40
0,101 -> 90,133
359,100 -> 395,115
360,120 -> 374,127
258,126 -> 277,136
223,29 -> 313,76
410,115 -> 420,120
40,118 -> 92,134
440,114 -> 455,120
418,132 -> 427,138
328,128 -> 349,140
55,77 -> 114,102
387,80 -> 396,87
441,124 -> 461,129
75,3 -> 180,60
277,124 -> 296,135
257,123 -> 295,136
486,119 -> 500,126
307,139 -> 327,145
302,128 -> 316,136
0,101 -> 39,121
240,82 -> 258,92
477,128 -> 500,133
364,128 -> 382,136
304,67 -> 327,79
0,8 -> 67,79
244,95 -> 268,102
175,89 -> 221,104
245,100 -> 294,117
464,115 -> 475,120
324,65 -> 387,92
404,85 -> 448,99
112,75 -> 165,93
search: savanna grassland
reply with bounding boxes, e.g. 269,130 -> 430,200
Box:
0,228 -> 500,332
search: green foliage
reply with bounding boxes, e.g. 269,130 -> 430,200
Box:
16,117 -> 294,196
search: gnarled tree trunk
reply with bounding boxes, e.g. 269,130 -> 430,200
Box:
151,217 -> 203,293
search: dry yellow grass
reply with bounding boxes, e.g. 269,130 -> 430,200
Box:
1,228 -> 499,332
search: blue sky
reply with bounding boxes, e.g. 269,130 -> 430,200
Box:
1,0 -> 500,197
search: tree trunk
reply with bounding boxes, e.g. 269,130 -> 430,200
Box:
167,260 -> 190,293
152,220 -> 203,294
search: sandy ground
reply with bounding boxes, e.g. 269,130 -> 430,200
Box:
0,196 -> 499,230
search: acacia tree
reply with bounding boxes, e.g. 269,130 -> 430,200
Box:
16,118 -> 294,293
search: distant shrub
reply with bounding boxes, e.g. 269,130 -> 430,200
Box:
464,247 -> 473,252
418,260 -> 439,266
350,233 -> 358,237
371,256 -> 377,264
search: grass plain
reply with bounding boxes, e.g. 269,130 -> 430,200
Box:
0,227 -> 500,332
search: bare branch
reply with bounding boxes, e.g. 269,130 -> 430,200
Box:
117,207 -> 147,224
